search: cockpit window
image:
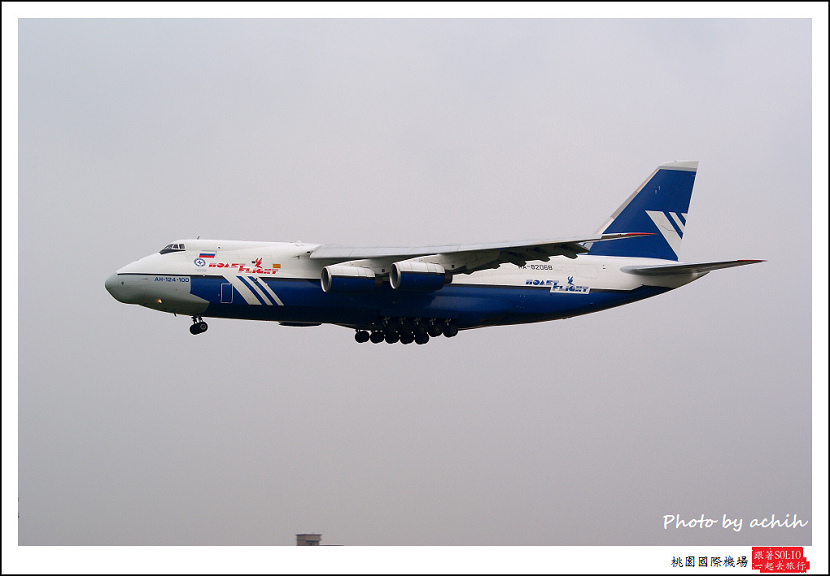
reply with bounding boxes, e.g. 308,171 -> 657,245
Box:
159,243 -> 186,254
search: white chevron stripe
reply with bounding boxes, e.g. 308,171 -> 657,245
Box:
645,210 -> 682,257
227,275 -> 262,305
245,276 -> 273,305
257,279 -> 284,306
670,212 -> 686,235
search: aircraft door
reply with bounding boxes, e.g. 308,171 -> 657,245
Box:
221,282 -> 233,303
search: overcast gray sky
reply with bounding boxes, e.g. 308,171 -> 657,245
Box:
5,4 -> 828,573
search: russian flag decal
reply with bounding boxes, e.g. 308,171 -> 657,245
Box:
199,252 -> 216,259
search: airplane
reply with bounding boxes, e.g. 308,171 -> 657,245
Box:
105,161 -> 762,344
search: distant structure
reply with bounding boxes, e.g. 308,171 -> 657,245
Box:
296,533 -> 322,546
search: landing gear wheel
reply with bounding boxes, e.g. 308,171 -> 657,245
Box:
355,330 -> 370,343
443,322 -> 458,337
369,331 -> 385,344
190,317 -> 208,335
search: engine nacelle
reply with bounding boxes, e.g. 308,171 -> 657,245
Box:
390,261 -> 452,291
321,265 -> 378,293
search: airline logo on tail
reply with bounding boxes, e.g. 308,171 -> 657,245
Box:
588,161 -> 697,261
645,210 -> 687,259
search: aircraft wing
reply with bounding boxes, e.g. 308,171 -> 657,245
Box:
622,259 -> 764,276
310,232 -> 651,274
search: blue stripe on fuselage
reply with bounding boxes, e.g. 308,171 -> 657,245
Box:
189,276 -> 669,329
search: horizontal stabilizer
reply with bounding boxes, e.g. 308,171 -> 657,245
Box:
622,259 -> 764,276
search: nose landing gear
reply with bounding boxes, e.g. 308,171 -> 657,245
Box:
190,316 -> 208,335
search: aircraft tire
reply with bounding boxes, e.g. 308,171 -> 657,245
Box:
385,332 -> 400,344
444,323 -> 458,338
369,331 -> 385,344
355,330 -> 370,343
415,333 -> 430,345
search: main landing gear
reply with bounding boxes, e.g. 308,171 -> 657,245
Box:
354,318 -> 458,345
189,316 -> 208,335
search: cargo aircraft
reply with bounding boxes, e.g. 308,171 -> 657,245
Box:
106,161 -> 761,344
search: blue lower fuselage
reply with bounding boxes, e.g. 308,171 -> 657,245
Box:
189,275 -> 668,330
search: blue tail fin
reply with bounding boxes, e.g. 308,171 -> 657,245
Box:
589,161 -> 698,261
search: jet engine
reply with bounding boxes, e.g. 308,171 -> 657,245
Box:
390,261 -> 452,291
321,265 -> 378,293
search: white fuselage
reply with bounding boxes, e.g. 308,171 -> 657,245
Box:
106,239 -> 701,331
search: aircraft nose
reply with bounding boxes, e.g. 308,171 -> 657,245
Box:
106,272 -> 147,304
105,273 -> 122,301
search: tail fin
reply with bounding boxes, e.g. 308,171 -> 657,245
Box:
588,161 -> 698,261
